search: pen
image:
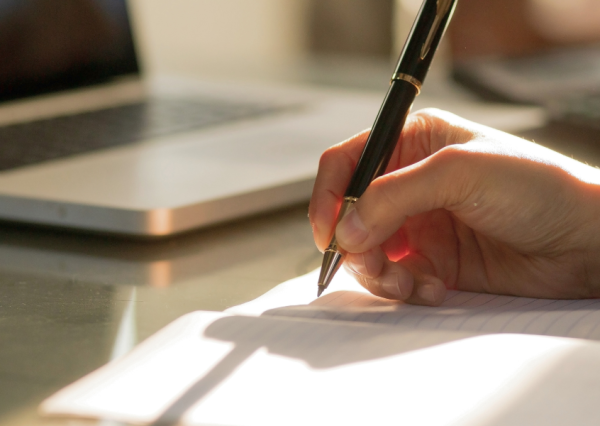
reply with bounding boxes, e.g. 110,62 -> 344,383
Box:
317,0 -> 457,297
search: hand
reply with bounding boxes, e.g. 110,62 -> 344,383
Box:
309,109 -> 600,306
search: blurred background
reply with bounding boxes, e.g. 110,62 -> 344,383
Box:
127,0 -> 600,131
128,0 -> 397,90
129,0 -> 600,84
4,0 -> 600,105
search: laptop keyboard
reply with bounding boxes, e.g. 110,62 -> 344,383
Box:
0,98 -> 283,171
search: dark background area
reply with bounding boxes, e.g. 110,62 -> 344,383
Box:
0,0 -> 138,102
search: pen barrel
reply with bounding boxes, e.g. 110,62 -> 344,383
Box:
344,79 -> 417,198
394,0 -> 457,85
344,0 -> 457,199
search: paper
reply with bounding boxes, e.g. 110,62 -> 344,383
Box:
225,267 -> 370,316
231,268 -> 600,341
40,269 -> 600,426
40,310 -> 600,426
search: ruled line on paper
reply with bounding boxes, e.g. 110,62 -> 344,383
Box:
534,299 -> 582,335
264,289 -> 600,341
584,314 -> 600,340
230,268 -> 600,341
473,297 -> 536,333
561,300 -> 600,338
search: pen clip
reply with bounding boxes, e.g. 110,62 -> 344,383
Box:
420,0 -> 452,60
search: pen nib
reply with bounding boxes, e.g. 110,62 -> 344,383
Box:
316,250 -> 344,298
317,285 -> 325,298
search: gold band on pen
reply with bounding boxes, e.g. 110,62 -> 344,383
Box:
391,73 -> 422,95
324,196 -> 359,254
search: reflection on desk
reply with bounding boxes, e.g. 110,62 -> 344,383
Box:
0,204 -> 320,426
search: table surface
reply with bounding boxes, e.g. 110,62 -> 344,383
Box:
3,62 -> 600,425
0,203 -> 322,426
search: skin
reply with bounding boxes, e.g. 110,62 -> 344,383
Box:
309,109 -> 600,306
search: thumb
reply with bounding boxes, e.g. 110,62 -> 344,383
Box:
335,145 -> 476,254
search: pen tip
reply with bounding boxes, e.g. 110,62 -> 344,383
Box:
317,286 -> 325,297
317,249 -> 344,298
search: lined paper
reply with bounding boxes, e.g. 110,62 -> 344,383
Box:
231,268 -> 600,341
40,310 -> 600,426
41,267 -> 600,426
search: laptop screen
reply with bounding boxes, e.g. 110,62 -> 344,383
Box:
0,0 -> 139,103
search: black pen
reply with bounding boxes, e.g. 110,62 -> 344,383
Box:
317,0 -> 457,296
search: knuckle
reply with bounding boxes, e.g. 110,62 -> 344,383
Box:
344,128 -> 371,144
413,107 -> 448,120
356,274 -> 386,299
318,142 -> 356,171
431,146 -> 481,206
412,108 -> 457,130
412,108 -> 475,148
318,147 -> 337,169
367,176 -> 402,213
319,129 -> 371,173
433,144 -> 474,167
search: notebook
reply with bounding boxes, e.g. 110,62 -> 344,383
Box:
40,268 -> 600,426
0,0 -> 545,237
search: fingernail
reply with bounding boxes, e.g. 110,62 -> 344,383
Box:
336,208 -> 368,246
381,274 -> 404,299
417,283 -> 436,304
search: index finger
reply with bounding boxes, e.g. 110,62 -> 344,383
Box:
309,109 -> 465,251
309,130 -> 370,251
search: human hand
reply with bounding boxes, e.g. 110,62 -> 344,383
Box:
309,109 -> 600,306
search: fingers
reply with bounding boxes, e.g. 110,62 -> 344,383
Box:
310,108 -> 476,252
336,144 -> 476,253
344,247 -> 447,306
309,130 -> 370,251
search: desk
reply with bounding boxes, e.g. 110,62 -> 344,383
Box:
0,204 -> 321,426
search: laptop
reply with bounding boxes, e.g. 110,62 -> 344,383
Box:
452,44 -> 600,130
0,0 -> 380,237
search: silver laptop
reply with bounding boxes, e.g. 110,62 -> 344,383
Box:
0,0 -> 380,237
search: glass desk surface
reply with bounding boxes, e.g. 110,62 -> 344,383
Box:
0,204 -> 321,426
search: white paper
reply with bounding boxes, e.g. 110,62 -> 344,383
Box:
230,268 -> 600,341
40,310 -> 600,426
225,267 -> 370,316
40,269 -> 600,426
